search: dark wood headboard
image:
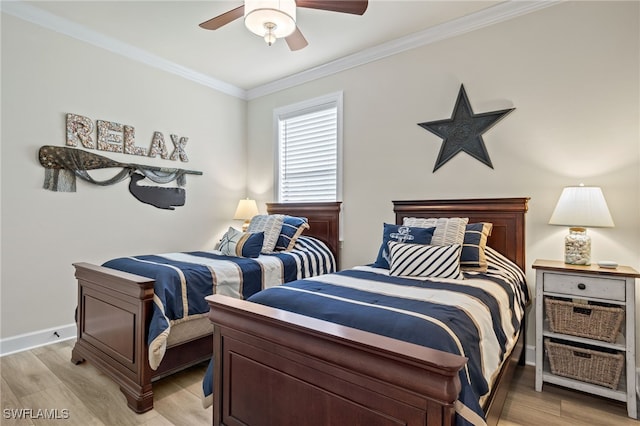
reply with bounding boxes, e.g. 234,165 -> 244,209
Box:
393,198 -> 529,271
267,201 -> 341,266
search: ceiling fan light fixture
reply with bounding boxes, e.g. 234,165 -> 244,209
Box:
244,0 -> 296,44
263,23 -> 277,46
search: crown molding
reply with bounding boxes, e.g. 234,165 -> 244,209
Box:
246,1 -> 561,99
1,0 -> 247,99
3,0 -> 560,101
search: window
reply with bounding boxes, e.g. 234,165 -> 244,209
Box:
274,92 -> 342,202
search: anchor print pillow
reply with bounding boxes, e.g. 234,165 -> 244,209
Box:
372,223 -> 435,269
218,227 -> 265,258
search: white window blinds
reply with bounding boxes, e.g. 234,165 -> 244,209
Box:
275,93 -> 342,202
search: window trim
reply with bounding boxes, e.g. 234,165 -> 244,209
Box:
273,91 -> 343,203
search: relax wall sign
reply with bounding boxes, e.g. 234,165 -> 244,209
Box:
37,114 -> 202,210
66,113 -> 189,162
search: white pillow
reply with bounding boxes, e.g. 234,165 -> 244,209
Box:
388,242 -> 463,279
402,217 -> 469,246
246,214 -> 285,253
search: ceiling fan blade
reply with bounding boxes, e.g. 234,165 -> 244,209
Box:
295,0 -> 368,15
199,5 -> 245,30
285,27 -> 309,51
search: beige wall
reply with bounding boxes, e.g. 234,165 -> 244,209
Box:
1,1 -> 638,359
246,2 -> 639,351
1,14 -> 247,341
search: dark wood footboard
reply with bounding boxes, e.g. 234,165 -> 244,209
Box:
207,294 -> 467,426
71,262 -> 212,413
206,297 -> 526,426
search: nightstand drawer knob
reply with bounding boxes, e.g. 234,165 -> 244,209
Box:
577,283 -> 586,290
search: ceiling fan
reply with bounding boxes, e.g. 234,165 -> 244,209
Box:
199,0 -> 369,51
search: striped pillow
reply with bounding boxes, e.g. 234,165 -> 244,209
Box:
403,217 -> 469,246
246,214 -> 285,253
461,222 -> 493,272
388,242 -> 463,279
275,216 -> 310,251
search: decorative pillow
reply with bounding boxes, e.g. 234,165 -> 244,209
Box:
388,242 -> 463,279
218,227 -> 264,258
372,223 -> 435,269
246,214 -> 285,253
275,216 -> 310,251
460,222 -> 493,272
403,217 -> 469,246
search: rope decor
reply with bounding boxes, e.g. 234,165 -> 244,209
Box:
38,145 -> 202,209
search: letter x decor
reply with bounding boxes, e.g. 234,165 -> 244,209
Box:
418,84 -> 514,172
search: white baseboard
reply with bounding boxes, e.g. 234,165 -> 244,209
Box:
525,344 -> 535,366
0,323 -> 76,357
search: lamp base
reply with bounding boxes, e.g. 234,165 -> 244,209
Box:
564,227 -> 591,265
242,220 -> 250,232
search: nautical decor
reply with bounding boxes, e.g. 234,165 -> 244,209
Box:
418,85 -> 514,172
66,113 -> 189,162
38,145 -> 201,210
128,173 -> 185,210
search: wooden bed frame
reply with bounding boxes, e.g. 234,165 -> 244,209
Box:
70,201 -> 341,414
206,197 -> 529,426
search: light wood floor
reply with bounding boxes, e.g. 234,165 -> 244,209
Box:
0,340 -> 636,425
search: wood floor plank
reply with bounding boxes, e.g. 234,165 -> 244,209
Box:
0,349 -> 63,399
560,397 -> 636,425
147,373 -> 209,426
155,389 -> 212,426
2,341 -> 636,425
17,383 -> 105,426
136,414 -> 175,426
159,362 -> 208,400
29,340 -> 159,425
1,377 -> 35,426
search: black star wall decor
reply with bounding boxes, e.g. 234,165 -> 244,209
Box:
418,85 -> 514,172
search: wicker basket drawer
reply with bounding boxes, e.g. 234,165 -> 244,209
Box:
545,298 -> 624,342
545,339 -> 624,389
543,272 -> 625,301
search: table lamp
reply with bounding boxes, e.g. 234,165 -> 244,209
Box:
548,185 -> 614,265
234,198 -> 259,232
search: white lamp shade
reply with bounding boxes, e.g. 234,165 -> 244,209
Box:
549,186 -> 614,228
244,0 -> 296,38
233,199 -> 259,220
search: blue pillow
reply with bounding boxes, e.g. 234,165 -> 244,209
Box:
460,222 -> 492,272
219,227 -> 264,258
372,223 -> 435,269
275,216 -> 309,251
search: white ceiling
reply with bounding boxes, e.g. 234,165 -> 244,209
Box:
5,1 -> 557,99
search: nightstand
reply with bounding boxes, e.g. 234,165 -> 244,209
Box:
533,259 -> 640,419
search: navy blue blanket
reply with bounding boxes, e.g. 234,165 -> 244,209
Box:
202,247 -> 528,426
102,236 -> 336,369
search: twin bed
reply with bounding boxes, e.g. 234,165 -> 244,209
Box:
205,197 -> 530,426
71,201 -> 341,413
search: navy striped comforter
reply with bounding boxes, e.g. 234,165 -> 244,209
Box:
102,236 -> 335,369
202,247 -> 528,426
